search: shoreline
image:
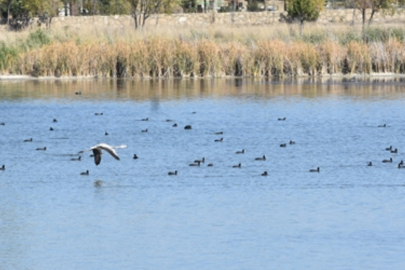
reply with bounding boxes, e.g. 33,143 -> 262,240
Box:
0,73 -> 404,81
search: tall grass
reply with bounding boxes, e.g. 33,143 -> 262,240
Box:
1,24 -> 405,77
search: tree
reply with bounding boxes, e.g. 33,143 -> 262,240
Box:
0,0 -> 16,30
0,0 -> 30,29
128,0 -> 179,29
25,0 -> 62,28
99,0 -> 131,14
353,0 -> 404,28
179,0 -> 196,12
286,0 -> 324,36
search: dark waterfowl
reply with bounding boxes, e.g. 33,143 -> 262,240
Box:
280,143 -> 287,147
53,119 -> 57,122
50,127 -> 54,131
255,155 -> 266,161
71,156 -> 81,161
207,163 -> 213,167
184,125 -> 192,130
398,163 -> 405,169
289,140 -> 295,145
236,149 -> 245,154
391,148 -> 398,153
214,138 -> 223,142
378,124 -> 386,127
24,138 -> 33,142
261,171 -> 268,176
382,157 -> 393,163
0,122 -> 4,125
133,154 -> 139,159
36,147 -> 46,151
168,170 -> 177,176
386,146 -> 392,151
194,157 -> 205,164
141,129 -> 148,133
80,170 -> 89,175
309,167 -> 320,172
367,162 -> 372,166
278,117 -> 286,121
95,113 -> 103,116
105,132 -> 109,136
141,117 -> 149,121
79,143 -> 126,166
172,123 -> 177,127
166,119 -> 173,122
75,91 -> 82,95
232,163 -> 241,168
215,132 -> 223,135
0,165 -> 4,170
189,161 -> 201,166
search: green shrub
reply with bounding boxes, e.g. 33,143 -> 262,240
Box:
25,29 -> 51,50
0,42 -> 19,72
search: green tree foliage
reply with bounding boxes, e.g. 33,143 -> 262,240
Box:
286,0 -> 324,35
0,0 -> 16,29
353,0 -> 405,27
24,0 -> 62,27
127,0 -> 179,29
247,0 -> 261,12
98,0 -> 131,14
179,0 -> 196,12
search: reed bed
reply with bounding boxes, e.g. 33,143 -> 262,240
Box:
1,23 -> 405,78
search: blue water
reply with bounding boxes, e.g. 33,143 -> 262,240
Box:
1,78 -> 405,269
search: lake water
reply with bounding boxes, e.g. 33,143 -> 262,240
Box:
1,78 -> 405,270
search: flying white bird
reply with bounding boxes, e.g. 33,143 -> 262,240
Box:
79,143 -> 127,165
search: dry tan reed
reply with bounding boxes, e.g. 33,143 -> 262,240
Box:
2,23 -> 405,77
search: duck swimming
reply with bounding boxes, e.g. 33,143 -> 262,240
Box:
382,157 -> 393,163
80,170 -> 89,175
189,161 -> 201,166
255,155 -> 266,161
168,170 -> 177,176
194,157 -> 205,163
309,167 -> 320,172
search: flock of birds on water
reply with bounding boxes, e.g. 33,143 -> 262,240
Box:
1,112 -> 403,184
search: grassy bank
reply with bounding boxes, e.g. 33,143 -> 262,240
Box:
1,23 -> 405,78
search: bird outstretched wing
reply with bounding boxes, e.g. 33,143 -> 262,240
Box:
92,148 -> 102,165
